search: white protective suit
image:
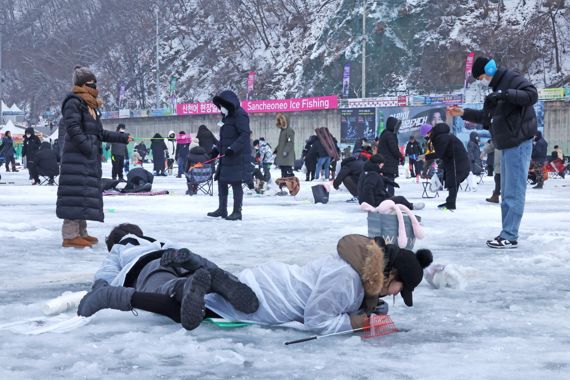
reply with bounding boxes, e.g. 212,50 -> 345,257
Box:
205,255 -> 365,335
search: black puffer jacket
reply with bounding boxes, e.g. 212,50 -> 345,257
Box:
425,123 -> 469,189
377,117 -> 402,176
333,157 -> 365,190
196,125 -> 219,154
357,161 -> 390,207
466,131 -> 482,173
22,127 -> 41,160
531,131 -> 548,164
35,142 -> 60,177
462,67 -> 538,150
56,94 -> 129,222
212,90 -> 252,183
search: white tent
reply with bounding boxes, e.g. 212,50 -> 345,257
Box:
6,103 -> 24,114
0,120 -> 25,135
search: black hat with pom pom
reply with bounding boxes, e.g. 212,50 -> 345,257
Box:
391,248 -> 433,307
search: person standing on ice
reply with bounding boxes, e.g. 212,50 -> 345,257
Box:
273,113 -> 296,178
530,131 -> 548,190
207,90 -> 252,221
424,123 -> 469,210
56,66 -> 132,248
78,231 -> 433,335
377,117 -> 403,196
448,56 -> 538,249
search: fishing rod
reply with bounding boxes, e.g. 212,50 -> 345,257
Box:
284,315 -> 400,345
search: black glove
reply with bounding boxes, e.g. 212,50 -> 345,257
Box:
485,90 -> 507,105
224,147 -> 234,157
210,147 -> 219,157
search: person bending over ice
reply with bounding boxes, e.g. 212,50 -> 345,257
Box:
78,227 -> 433,334
358,154 -> 425,210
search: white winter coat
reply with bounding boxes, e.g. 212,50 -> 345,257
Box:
94,235 -> 179,286
205,255 -> 364,335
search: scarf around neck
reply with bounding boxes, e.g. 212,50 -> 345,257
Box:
72,85 -> 103,111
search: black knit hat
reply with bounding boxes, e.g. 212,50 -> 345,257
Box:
370,154 -> 384,164
73,65 -> 97,86
472,57 -> 490,79
392,248 -> 433,306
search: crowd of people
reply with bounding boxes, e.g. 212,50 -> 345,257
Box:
0,56 -> 567,339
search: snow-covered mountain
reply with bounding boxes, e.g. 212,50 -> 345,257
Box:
1,0 -> 568,118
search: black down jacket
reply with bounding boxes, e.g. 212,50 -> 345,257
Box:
35,142 -> 60,177
425,123 -> 469,189
196,125 -> 219,155
56,94 -> 129,222
357,161 -> 392,207
22,127 -> 41,160
333,157 -> 365,190
377,117 -> 402,176
531,131 -> 548,164
462,67 -> 538,150
212,90 -> 252,183
466,131 -> 482,174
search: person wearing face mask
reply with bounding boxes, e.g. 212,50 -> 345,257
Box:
57,66 -> 132,248
207,90 -> 252,221
448,57 -> 538,249
22,127 -> 42,184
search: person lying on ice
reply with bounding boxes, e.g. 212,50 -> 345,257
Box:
78,229 -> 433,334
77,223 -> 260,330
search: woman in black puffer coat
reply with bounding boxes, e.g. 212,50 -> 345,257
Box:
377,117 -> 403,195
57,66 -> 130,248
425,123 -> 469,210
207,90 -> 252,221
150,133 -> 167,176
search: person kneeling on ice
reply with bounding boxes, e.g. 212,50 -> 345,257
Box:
77,223 -> 260,330
358,154 -> 425,210
79,231 -> 433,335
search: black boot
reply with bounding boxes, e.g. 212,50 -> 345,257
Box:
77,279 -> 135,317
210,268 -> 259,313
207,195 -> 228,218
225,206 -> 242,221
161,249 -> 259,314
160,248 -> 219,272
180,269 -> 211,331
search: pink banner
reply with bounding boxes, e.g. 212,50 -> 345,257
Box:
465,52 -> 475,74
176,96 -> 338,115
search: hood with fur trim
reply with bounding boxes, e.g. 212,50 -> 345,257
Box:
276,113 -> 288,129
337,234 -> 386,311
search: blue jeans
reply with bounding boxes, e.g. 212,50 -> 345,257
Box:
315,156 -> 331,179
177,157 -> 187,176
500,139 -> 532,241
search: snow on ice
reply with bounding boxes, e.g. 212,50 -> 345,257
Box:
0,164 -> 569,379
